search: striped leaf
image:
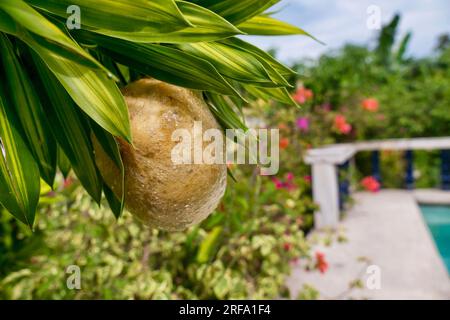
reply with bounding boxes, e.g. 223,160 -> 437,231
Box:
81,32 -> 240,97
0,3 -> 132,142
29,36 -> 131,143
28,51 -> 103,203
179,42 -> 279,86
0,35 -> 56,186
239,15 -> 323,43
0,0 -> 111,73
220,37 -> 296,77
244,85 -> 298,106
0,78 -> 40,228
25,0 -> 190,33
206,93 -> 247,130
192,0 -> 280,24
92,1 -> 242,43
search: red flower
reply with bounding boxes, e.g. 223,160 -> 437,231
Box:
362,98 -> 379,112
304,175 -> 312,183
334,115 -> 352,135
315,251 -> 329,274
283,243 -> 293,251
361,176 -> 380,192
279,137 -> 289,149
292,87 -> 313,104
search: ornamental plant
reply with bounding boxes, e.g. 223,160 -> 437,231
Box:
0,0 -> 315,229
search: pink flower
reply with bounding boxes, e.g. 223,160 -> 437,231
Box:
362,98 -> 379,112
272,173 -> 297,191
272,178 -> 284,190
292,87 -> 313,104
334,115 -> 352,135
286,172 -> 294,181
304,175 -> 312,183
361,176 -> 380,192
295,117 -> 309,132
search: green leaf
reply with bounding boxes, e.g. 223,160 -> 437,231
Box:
0,10 -> 16,34
244,85 -> 298,106
220,37 -> 296,77
91,1 -> 243,43
238,15 -> 312,36
89,120 -> 125,218
0,2 -> 132,142
206,93 -> 247,130
79,31 -> 241,97
28,50 -> 103,203
196,226 -> 223,263
25,0 -> 191,33
0,0 -> 111,73
179,41 -> 281,86
0,35 -> 56,186
57,147 -> 71,178
31,40 -> 131,143
103,184 -> 122,219
396,32 -> 411,63
0,78 -> 40,228
192,0 -> 280,24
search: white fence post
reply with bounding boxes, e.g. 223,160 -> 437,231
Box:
311,163 -> 340,228
305,145 -> 355,229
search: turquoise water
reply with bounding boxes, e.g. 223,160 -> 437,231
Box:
420,205 -> 450,275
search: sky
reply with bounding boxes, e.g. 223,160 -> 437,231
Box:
243,0 -> 450,63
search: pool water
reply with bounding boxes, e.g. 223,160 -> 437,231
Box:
420,205 -> 450,275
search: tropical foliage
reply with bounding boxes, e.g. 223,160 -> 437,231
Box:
0,0 -> 312,228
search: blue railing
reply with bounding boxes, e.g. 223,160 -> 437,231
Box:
339,149 -> 450,200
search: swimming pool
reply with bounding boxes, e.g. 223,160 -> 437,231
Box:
420,205 -> 450,275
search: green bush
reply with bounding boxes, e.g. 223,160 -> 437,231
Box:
0,170 -> 316,299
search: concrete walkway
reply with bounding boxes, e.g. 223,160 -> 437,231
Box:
288,190 -> 450,300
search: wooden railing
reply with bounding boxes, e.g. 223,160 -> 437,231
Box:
304,137 -> 450,229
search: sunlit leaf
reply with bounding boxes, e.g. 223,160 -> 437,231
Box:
78,31 -> 241,97
25,0 -> 191,33
0,0 -> 110,72
220,37 -> 296,77
0,3 -> 132,142
28,50 -> 103,203
0,35 -> 56,186
244,84 -> 298,106
192,0 -> 280,24
179,41 -> 281,86
92,1 -> 243,43
0,76 -> 40,228
239,15 -> 314,37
